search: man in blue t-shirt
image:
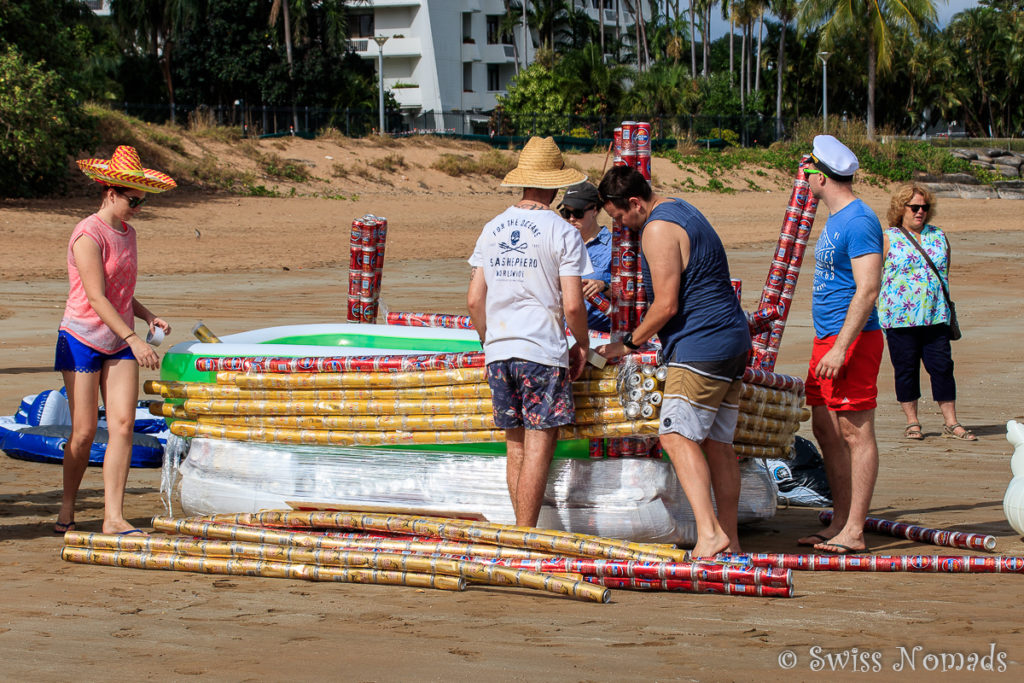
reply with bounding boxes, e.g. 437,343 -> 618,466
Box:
558,182 -> 611,332
797,135 -> 884,556
596,166 -> 751,559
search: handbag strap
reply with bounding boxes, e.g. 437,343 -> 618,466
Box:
895,225 -> 954,306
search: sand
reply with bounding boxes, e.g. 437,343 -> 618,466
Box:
2,139 -> 1024,679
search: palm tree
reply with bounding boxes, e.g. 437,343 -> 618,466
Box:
269,0 -> 354,131
769,0 -> 797,138
112,0 -> 198,124
798,0 -> 938,140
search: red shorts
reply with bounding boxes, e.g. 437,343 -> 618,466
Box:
805,329 -> 883,411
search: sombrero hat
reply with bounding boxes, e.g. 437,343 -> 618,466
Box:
77,145 -> 176,193
501,136 -> 587,189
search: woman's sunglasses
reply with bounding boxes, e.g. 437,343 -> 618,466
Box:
115,189 -> 147,209
905,203 -> 930,214
560,206 -> 592,220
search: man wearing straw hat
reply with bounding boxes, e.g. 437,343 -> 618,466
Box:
797,135 -> 883,555
467,136 -> 591,527
596,165 -> 750,559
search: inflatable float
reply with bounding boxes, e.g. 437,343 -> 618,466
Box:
0,388 -> 167,468
148,323 -> 803,544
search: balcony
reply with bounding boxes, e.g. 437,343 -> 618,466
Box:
391,86 -> 423,109
353,36 -> 422,59
369,0 -> 421,7
481,44 -> 516,64
462,41 -> 482,62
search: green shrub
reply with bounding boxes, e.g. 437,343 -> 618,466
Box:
0,45 -> 96,196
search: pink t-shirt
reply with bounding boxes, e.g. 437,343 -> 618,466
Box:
59,214 -> 138,353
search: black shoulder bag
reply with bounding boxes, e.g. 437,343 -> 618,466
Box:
896,226 -> 962,340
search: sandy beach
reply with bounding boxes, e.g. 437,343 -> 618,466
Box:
2,140 -> 1024,679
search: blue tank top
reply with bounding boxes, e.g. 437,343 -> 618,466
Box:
639,199 -> 751,363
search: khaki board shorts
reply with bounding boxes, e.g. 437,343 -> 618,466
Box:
658,352 -> 747,443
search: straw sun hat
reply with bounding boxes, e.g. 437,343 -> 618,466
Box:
77,145 -> 177,193
501,136 -> 587,189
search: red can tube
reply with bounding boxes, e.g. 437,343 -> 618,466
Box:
818,511 -> 998,552
720,552 -> 1024,574
194,351 -> 487,373
587,576 -> 793,597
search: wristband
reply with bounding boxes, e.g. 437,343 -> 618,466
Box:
124,332 -> 138,342
622,332 -> 639,351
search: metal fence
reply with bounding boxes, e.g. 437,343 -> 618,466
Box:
120,102 -> 789,147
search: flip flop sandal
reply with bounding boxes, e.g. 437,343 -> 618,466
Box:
943,423 -> 977,441
816,542 -> 868,556
904,423 -> 924,440
53,520 -> 76,534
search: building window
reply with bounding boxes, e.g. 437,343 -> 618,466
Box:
463,63 -> 474,92
486,15 -> 501,44
349,14 -> 374,39
487,64 -> 500,92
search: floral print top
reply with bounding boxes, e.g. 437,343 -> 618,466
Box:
878,224 -> 951,329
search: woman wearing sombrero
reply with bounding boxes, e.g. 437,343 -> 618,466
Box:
54,146 -> 175,536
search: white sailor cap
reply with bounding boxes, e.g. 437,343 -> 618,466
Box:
810,135 -> 859,180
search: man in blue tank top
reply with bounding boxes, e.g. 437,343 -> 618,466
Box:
596,166 -> 751,558
797,135 -> 883,555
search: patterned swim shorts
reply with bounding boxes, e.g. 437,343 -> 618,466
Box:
486,358 -> 575,430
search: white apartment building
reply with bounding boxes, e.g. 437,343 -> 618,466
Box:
349,1 -> 636,132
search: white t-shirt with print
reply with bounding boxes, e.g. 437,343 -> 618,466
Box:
469,206 -> 592,368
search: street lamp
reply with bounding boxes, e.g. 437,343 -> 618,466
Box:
817,51 -> 830,134
373,35 -> 390,134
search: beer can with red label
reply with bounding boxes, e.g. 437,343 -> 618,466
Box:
621,121 -> 637,153
350,219 -> 364,249
613,127 -> 623,159
635,122 -> 651,154
348,271 -> 361,297
346,296 -> 362,322
621,249 -> 637,273
360,245 -> 378,272
588,438 -> 605,459
349,244 -> 362,271
621,151 -> 637,172
359,274 -> 375,298
637,152 -> 651,180
731,278 -> 743,303
360,296 -> 377,323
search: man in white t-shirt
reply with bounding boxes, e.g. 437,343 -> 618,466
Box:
467,136 -> 591,527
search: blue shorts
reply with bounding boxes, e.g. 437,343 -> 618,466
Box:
486,359 -> 575,430
54,330 -> 135,373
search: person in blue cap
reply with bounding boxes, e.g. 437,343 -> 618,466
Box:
797,135 -> 884,555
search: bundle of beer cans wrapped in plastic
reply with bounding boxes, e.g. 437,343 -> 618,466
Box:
346,214 -> 388,324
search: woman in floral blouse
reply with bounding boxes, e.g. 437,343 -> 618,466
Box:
878,184 -> 975,441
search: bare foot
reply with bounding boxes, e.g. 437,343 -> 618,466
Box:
798,525 -> 843,546
691,531 -> 731,560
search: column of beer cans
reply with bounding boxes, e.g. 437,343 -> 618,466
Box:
613,120 -> 652,181
592,205 -> 660,459
749,157 -> 819,371
346,214 -> 388,324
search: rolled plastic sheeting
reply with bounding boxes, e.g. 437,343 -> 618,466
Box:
174,438 -> 777,546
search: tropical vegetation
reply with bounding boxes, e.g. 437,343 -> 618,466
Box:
1,0 -> 1022,197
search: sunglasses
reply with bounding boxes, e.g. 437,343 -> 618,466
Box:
560,206 -> 592,220
115,188 -> 147,209
905,203 -> 930,213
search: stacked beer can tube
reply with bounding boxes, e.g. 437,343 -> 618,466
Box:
346,214 -> 388,324
749,158 -> 818,371
613,120 -> 652,181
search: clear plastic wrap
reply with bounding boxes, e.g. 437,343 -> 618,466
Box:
174,438 -> 776,545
